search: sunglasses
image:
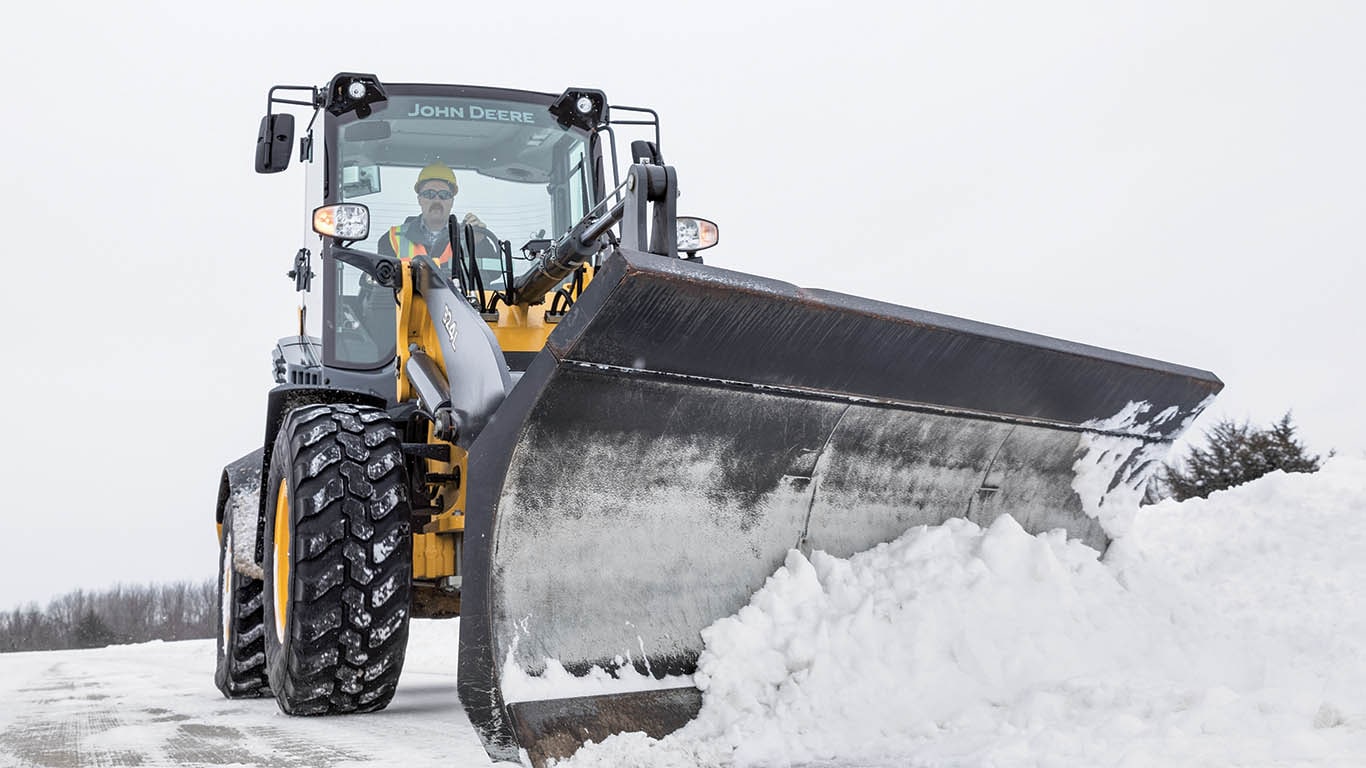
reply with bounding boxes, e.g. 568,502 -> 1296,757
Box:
419,189 -> 454,200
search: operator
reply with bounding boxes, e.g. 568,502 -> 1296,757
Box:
378,162 -> 489,264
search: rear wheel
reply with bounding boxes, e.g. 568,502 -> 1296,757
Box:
214,502 -> 270,698
262,403 -> 413,715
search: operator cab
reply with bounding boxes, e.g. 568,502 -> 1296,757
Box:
325,83 -> 603,372
258,74 -> 715,401
258,74 -> 609,395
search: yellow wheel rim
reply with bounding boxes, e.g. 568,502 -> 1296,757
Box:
273,479 -> 291,644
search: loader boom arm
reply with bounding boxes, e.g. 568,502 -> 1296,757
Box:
514,163 -> 681,302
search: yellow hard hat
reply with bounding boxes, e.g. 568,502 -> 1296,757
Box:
414,163 -> 458,193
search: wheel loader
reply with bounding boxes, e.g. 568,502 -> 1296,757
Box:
214,72 -> 1224,766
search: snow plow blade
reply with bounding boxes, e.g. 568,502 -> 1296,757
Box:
458,248 -> 1223,765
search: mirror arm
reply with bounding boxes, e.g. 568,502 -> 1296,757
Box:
333,247 -> 402,289
265,85 -> 320,115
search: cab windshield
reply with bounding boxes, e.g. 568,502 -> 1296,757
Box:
335,90 -> 593,250
326,87 -> 596,369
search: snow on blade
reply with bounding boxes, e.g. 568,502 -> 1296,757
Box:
1071,396 -> 1215,539
561,455 -> 1366,768
499,635 -> 695,704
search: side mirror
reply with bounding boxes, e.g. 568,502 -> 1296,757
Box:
256,113 -> 295,174
631,140 -> 662,165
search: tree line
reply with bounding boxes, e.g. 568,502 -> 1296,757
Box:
0,579 -> 216,653
1159,411 -> 1329,501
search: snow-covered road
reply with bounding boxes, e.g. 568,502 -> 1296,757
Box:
0,622 -> 492,767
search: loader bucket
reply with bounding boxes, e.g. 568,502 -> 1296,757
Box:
457,248 -> 1222,765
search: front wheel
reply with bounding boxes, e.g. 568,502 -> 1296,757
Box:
262,403 -> 413,715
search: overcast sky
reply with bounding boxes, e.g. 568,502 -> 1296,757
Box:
1,1 -> 1361,610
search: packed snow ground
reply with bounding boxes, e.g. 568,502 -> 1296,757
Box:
0,620 -> 485,768
1,458 -> 1362,767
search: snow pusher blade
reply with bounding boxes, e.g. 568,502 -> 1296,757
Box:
458,248 -> 1222,765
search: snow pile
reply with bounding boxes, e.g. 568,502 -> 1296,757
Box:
562,456 -> 1366,767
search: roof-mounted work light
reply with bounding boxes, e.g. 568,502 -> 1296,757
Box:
324,73 -> 388,118
549,88 -> 608,130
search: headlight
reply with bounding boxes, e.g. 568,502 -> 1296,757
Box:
676,217 -> 719,253
313,204 -> 370,241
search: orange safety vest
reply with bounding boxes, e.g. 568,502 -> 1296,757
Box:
387,226 -> 453,264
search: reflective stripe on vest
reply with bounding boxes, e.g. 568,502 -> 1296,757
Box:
387,226 -> 452,264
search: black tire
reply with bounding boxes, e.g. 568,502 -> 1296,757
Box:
262,403 -> 413,715
214,500 -> 271,698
